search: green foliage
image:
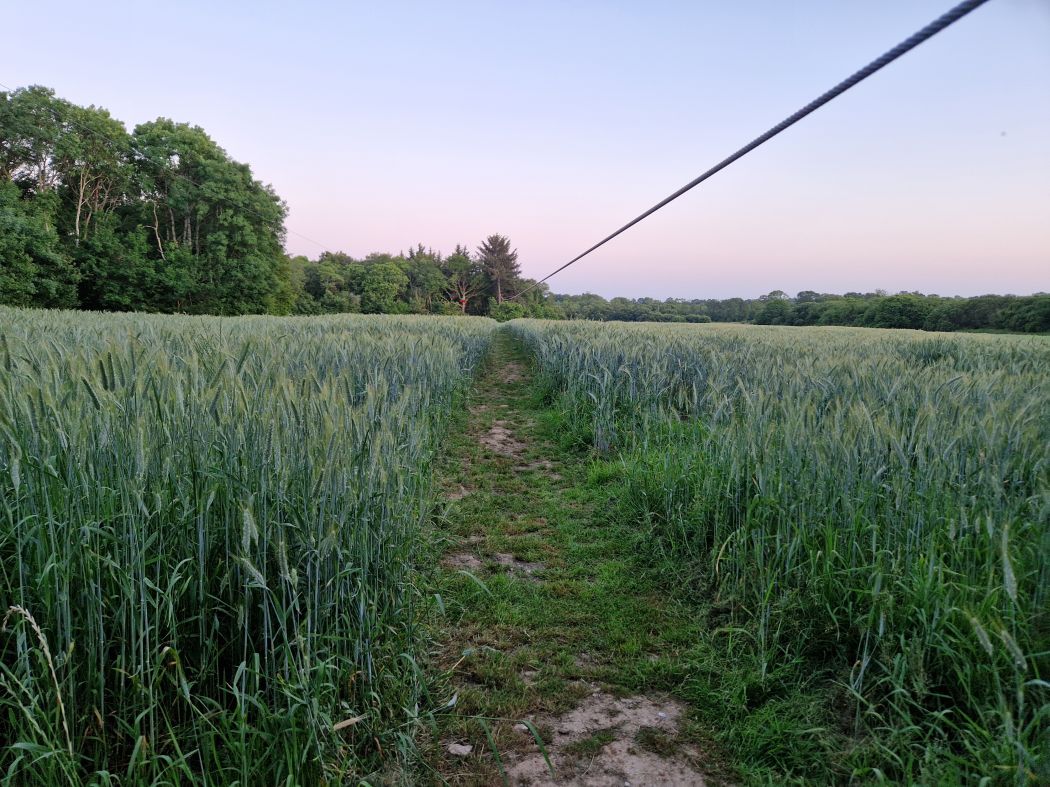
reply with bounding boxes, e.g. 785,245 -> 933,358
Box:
0,308 -> 496,784
556,291 -> 1050,333
509,319 -> 1050,783
488,299 -> 527,322
263,255 -> 302,315
131,119 -> 288,314
442,246 -> 487,314
486,298 -> 565,322
863,293 -> 935,328
1,85 -> 287,316
355,260 -> 409,313
73,214 -> 153,311
291,244 -> 524,318
400,244 -> 449,312
753,297 -> 792,324
0,181 -> 78,307
6,84 -> 1039,334
476,234 -> 521,303
0,85 -> 65,189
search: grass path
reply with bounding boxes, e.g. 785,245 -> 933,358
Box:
420,330 -> 726,785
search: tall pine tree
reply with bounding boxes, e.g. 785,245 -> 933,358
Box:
476,233 -> 520,304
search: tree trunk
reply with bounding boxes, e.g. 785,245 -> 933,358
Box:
74,170 -> 87,245
152,202 -> 166,261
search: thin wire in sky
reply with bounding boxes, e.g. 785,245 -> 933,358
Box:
510,0 -> 991,300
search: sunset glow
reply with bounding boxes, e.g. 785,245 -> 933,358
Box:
6,0 -> 1048,297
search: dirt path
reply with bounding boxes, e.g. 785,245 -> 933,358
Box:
424,330 -> 722,785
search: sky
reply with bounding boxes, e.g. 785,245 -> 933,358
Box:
4,0 -> 1048,299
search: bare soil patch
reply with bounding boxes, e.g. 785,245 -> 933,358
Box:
442,553 -> 483,571
480,420 -> 527,456
500,362 -> 526,383
507,692 -> 706,786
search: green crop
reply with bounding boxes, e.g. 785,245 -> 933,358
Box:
0,308 -> 494,784
510,319 -> 1049,784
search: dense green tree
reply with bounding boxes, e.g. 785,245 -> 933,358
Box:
0,86 -> 66,191
2,85 -> 290,315
74,214 -> 152,311
862,294 -> 934,329
488,299 -> 527,321
998,295 -> 1050,333
442,245 -> 486,314
755,298 -> 792,325
477,234 -> 520,303
0,181 -> 78,307
813,298 -> 857,325
54,103 -> 130,246
298,253 -> 361,313
922,302 -> 958,332
400,245 -> 447,312
549,291 -> 1046,333
354,261 -> 408,314
131,119 -> 287,314
512,280 -> 553,313
263,255 -> 302,315
718,297 -> 748,321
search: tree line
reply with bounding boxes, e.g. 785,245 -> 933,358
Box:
288,236 -> 558,319
752,290 -> 1050,333
0,86 -> 551,319
2,85 -> 1045,332
553,290 -> 1050,333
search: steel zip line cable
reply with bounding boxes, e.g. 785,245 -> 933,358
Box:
0,79 -> 333,254
510,0 -> 991,301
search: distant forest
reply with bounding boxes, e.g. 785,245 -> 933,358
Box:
556,290 -> 1050,333
2,85 -> 1047,332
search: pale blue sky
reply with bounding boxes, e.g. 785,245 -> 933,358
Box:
5,0 -> 1048,297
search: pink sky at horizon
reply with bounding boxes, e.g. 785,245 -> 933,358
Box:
5,0 -> 1048,298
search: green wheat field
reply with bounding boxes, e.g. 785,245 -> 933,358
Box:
1,308 -> 1046,784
